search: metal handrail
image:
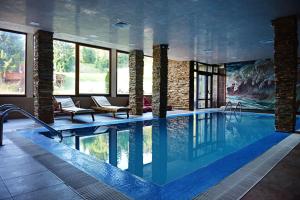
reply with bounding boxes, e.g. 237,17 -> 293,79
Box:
0,104 -> 62,146
223,101 -> 233,112
234,102 -> 242,113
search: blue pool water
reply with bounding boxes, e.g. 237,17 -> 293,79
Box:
36,111 -> 291,199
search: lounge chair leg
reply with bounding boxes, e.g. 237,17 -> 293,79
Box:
71,114 -> 74,122
91,113 -> 95,121
113,113 -> 115,118
127,112 -> 129,119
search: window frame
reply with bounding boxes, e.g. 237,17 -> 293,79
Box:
116,50 -> 130,96
53,39 -> 112,97
0,28 -> 27,97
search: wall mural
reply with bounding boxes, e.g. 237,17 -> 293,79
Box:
226,59 -> 300,111
226,59 -> 275,110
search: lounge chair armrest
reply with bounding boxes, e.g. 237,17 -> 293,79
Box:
57,102 -> 63,111
75,100 -> 80,107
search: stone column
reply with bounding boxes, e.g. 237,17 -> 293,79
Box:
152,44 -> 169,118
272,16 -> 298,132
33,30 -> 54,123
129,50 -> 144,115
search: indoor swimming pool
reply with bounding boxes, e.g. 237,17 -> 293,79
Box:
30,111 -> 292,199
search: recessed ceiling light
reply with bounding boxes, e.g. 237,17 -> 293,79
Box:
113,21 -> 130,29
259,40 -> 274,44
89,35 -> 98,38
29,21 -> 40,26
203,50 -> 213,53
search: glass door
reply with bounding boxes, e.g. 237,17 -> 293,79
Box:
196,73 -> 212,109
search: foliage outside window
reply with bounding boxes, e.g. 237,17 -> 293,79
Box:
144,56 -> 153,95
117,52 -> 129,94
79,46 -> 110,94
0,30 -> 26,95
53,40 -> 76,95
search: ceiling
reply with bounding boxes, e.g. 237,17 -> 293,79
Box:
0,0 -> 299,64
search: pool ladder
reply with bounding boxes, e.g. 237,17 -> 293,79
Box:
0,104 -> 62,146
223,101 -> 242,113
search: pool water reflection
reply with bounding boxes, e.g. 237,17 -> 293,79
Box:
59,112 -> 279,186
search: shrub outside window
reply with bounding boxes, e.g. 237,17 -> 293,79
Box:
53,40 -> 76,95
0,30 -> 26,95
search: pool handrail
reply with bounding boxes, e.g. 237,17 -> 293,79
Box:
223,101 -> 233,112
0,104 -> 62,146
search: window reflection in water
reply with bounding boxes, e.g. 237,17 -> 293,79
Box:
59,112 -> 274,185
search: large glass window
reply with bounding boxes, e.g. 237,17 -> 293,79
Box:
117,52 -> 129,94
144,56 -> 153,95
0,30 -> 26,95
53,40 -> 76,95
79,46 -> 110,94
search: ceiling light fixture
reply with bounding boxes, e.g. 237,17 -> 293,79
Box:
259,40 -> 274,44
89,35 -> 98,38
203,50 -> 213,53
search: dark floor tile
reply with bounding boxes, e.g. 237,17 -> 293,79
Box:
18,144 -> 48,156
34,153 -> 67,169
243,143 -> 300,200
0,179 -> 11,200
13,184 -> 83,200
4,171 -> 62,196
0,161 -> 47,180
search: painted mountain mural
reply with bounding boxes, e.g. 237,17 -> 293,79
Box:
226,59 -> 275,110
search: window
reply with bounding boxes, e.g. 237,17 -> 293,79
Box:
117,52 -> 129,94
79,46 -> 110,94
53,40 -> 76,95
0,30 -> 26,95
144,56 -> 153,95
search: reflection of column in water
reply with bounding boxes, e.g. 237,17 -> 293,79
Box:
188,115 -> 194,161
109,129 -> 117,167
217,112 -> 226,146
152,119 -> 167,185
75,136 -> 80,150
128,121 -> 143,177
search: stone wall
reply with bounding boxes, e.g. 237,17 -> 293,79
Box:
272,15 -> 298,132
33,30 -> 54,123
168,60 -> 192,110
129,50 -> 144,115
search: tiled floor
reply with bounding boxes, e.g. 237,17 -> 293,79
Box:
0,139 -> 83,200
0,134 -> 130,200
